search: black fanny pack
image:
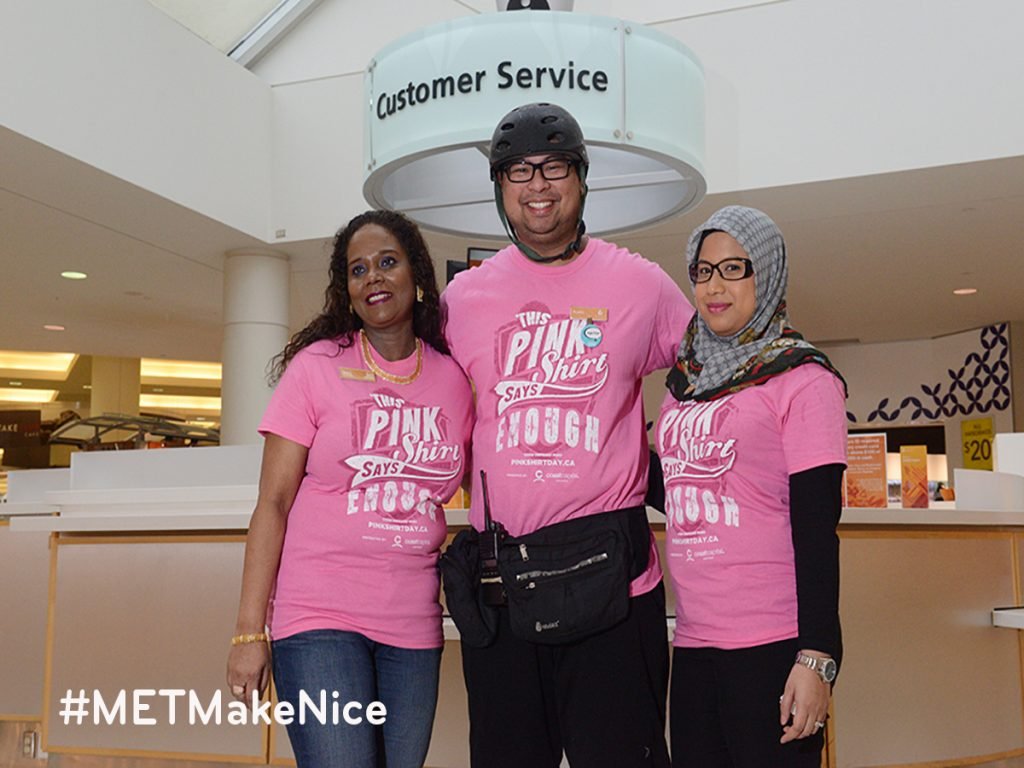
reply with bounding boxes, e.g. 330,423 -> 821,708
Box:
497,506 -> 649,645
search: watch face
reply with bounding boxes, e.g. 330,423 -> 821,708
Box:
821,658 -> 838,682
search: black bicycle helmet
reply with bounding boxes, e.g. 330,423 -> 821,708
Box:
489,102 -> 589,179
489,103 -> 590,263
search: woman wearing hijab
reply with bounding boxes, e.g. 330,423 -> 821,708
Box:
656,206 -> 847,766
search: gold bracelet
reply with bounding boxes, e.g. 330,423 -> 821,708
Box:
231,632 -> 268,646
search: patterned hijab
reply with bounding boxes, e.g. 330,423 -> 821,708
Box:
666,205 -> 846,402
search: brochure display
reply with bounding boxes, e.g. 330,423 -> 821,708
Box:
845,434 -> 888,508
900,445 -> 929,508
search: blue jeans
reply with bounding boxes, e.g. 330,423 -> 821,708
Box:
272,629 -> 442,768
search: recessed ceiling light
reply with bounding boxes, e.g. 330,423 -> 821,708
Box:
9,381 -> 22,386
139,394 -> 222,411
0,351 -> 77,377
0,387 -> 59,403
43,324 -> 66,331
61,271 -> 88,280
141,359 -> 222,385
83,385 -> 92,390
953,288 -> 977,296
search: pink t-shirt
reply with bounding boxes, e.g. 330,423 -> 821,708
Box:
443,238 -> 693,595
259,338 -> 473,649
656,364 -> 847,649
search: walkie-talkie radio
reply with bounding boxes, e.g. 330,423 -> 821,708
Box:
477,470 -> 507,605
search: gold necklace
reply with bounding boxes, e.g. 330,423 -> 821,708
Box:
360,330 -> 423,385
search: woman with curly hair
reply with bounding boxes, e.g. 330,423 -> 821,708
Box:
227,210 -> 473,768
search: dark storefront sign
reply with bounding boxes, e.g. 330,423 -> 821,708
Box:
0,409 -> 48,468
0,410 -> 42,447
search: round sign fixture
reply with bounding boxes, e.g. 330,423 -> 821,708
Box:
364,12 -> 705,238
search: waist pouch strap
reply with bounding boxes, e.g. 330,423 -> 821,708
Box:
497,506 -> 649,645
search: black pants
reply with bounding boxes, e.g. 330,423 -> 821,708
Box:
670,639 -> 825,768
461,584 -> 671,768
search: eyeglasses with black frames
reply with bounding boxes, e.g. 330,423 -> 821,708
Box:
689,258 -> 755,284
502,157 -> 573,184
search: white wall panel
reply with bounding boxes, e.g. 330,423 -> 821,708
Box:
270,75 -> 367,242
0,0 -> 273,239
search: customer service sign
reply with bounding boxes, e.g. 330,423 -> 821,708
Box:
363,12 -> 704,179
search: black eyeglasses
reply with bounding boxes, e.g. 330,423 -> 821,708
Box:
688,258 -> 754,284
502,157 -> 573,184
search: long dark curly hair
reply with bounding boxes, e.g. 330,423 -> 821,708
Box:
270,210 -> 448,383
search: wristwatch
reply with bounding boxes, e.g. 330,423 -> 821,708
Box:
795,651 -> 837,683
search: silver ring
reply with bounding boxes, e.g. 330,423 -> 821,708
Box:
814,721 -> 825,730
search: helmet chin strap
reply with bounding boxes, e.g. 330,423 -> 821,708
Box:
495,166 -> 589,264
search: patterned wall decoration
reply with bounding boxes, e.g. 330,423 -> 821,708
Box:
848,323 -> 1011,424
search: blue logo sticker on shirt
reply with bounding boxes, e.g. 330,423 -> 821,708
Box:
581,323 -> 603,348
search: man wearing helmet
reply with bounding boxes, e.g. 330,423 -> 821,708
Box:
488,105 -> 589,264
442,103 -> 693,767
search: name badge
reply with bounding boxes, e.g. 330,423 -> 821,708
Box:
570,306 -> 609,322
339,367 -> 376,382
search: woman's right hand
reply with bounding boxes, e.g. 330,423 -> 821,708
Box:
227,641 -> 271,702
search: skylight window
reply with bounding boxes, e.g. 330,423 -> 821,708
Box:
147,0 -> 297,59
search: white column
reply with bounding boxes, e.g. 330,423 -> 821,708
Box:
90,356 -> 140,417
220,249 -> 290,446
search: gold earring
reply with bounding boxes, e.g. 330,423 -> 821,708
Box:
416,286 -> 424,303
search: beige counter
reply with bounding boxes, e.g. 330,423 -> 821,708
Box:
6,469 -> 1024,766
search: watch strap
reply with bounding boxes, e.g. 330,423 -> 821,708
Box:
795,651 -> 836,682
